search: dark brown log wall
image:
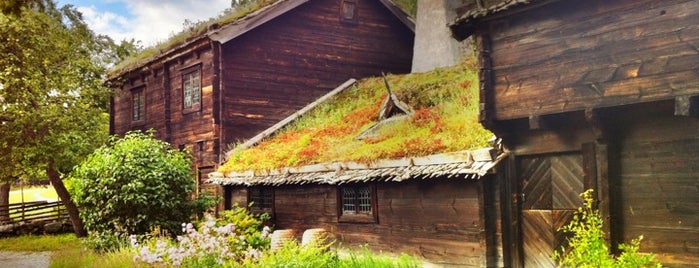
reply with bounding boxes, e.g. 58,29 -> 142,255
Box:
227,178 -> 493,267
110,40 -> 220,170
615,102 -> 699,266
220,0 -> 414,143
481,0 -> 699,121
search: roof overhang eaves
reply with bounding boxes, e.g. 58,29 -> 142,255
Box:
208,149 -> 509,186
208,0 -> 311,44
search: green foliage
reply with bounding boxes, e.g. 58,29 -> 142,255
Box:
217,204 -> 272,250
69,131 -> 203,237
553,189 -> 661,268
0,0 -> 112,181
254,240 -> 339,268
82,231 -> 131,253
337,246 -> 420,268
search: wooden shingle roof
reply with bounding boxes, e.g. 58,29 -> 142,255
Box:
208,145 -> 507,186
449,0 -> 555,40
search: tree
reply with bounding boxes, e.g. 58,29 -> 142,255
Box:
69,131 -> 200,235
0,1 -> 129,236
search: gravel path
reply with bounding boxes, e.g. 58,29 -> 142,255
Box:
0,251 -> 51,268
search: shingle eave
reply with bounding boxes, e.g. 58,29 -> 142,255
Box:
208,147 -> 509,186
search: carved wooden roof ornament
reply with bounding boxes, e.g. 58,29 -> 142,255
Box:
356,74 -> 414,140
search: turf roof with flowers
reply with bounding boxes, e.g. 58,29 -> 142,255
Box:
218,59 -> 493,174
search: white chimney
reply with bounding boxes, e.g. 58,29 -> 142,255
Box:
411,0 -> 472,73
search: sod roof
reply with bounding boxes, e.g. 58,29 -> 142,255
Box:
108,0 -> 417,79
218,58 -> 494,174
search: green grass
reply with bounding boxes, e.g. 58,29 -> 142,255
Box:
0,234 -> 79,251
9,186 -> 58,204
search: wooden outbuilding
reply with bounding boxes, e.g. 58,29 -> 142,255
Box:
209,63 -> 508,267
108,0 -> 415,183
450,0 -> 699,266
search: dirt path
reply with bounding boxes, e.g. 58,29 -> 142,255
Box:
0,251 -> 51,268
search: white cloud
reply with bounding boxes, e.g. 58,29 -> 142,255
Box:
77,0 -> 230,46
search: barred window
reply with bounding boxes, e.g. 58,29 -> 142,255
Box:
249,187 -> 274,215
339,184 -> 376,223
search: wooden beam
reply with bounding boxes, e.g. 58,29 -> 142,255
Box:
595,143 -> 611,249
674,95 -> 699,117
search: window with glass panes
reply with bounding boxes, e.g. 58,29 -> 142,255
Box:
249,187 -> 274,214
341,185 -> 373,215
132,88 -> 144,122
183,69 -> 200,109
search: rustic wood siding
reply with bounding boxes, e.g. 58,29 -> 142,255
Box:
220,0 -> 414,142
111,40 -> 220,170
266,178 -> 491,267
616,103 -> 699,266
481,0 -> 699,120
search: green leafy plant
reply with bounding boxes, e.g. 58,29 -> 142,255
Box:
69,131 -> 213,245
217,204 -> 272,250
254,240 -> 339,268
553,189 -> 661,268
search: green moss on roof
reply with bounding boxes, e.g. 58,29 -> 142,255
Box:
219,59 -> 493,173
393,0 -> 417,17
108,0 -> 278,78
108,0 -> 416,78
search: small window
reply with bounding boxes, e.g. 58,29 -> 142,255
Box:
249,186 -> 274,215
340,0 -> 358,24
132,88 -> 145,122
339,184 -> 376,223
183,68 -> 201,112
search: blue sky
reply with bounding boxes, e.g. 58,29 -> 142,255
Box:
56,0 -> 230,46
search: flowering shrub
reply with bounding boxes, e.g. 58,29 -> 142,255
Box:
132,205 -> 271,267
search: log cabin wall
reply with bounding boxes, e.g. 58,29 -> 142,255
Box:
111,39 -> 220,175
460,0 -> 698,266
219,0 -> 414,142
611,101 -> 699,266
478,0 -> 699,122
223,177 -> 499,267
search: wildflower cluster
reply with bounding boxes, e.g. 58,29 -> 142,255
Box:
132,216 -> 272,267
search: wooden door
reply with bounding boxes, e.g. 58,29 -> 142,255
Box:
518,154 -> 584,267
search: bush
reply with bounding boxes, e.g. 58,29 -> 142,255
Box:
69,131 -> 205,238
553,189 -> 661,267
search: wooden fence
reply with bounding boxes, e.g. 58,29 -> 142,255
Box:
0,200 -> 69,225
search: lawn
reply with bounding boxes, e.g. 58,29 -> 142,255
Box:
9,186 -> 59,204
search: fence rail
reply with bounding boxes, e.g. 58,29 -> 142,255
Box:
0,200 -> 69,225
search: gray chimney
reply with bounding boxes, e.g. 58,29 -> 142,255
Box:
411,0 -> 471,73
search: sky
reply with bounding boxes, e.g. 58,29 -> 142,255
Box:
57,0 -> 231,46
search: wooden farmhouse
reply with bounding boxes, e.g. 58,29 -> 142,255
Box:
449,0 -> 699,267
208,63 -> 509,267
108,0 -> 415,183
